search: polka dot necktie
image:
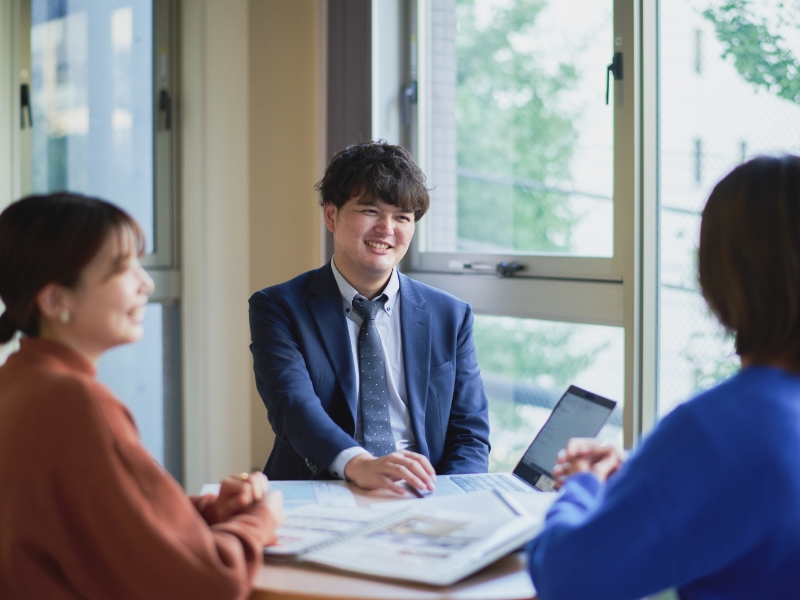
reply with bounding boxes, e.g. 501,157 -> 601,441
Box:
351,295 -> 396,457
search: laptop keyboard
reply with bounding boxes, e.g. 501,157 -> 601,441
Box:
451,474 -> 527,493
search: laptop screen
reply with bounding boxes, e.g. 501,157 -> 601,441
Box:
513,386 -> 616,488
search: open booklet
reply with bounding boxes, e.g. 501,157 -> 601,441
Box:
199,480 -> 357,511
264,489 -> 556,587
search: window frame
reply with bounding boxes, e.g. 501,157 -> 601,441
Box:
408,0 -> 634,282
381,0 -> 654,449
5,0 -> 184,480
14,0 -> 179,275
150,0 -> 179,274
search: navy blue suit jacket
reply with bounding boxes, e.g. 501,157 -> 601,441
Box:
249,263 -> 490,480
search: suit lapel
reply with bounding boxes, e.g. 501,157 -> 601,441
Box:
399,274 -> 431,455
307,265 -> 358,425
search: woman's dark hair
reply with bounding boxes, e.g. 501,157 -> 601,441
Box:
315,140 -> 431,221
699,155 -> 800,363
0,192 -> 144,343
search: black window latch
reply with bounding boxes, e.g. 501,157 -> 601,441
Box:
605,52 -> 623,105
402,80 -> 417,126
496,262 -> 525,277
20,84 -> 33,129
159,89 -> 171,130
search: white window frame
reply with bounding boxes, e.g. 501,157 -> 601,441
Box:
372,0 -> 659,448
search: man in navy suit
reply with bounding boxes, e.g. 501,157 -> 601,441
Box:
249,141 -> 490,494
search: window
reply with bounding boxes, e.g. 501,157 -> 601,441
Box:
414,0 -> 620,274
25,0 -> 175,266
656,0 -> 800,418
402,0 -> 636,468
474,315 -> 623,472
13,0 -> 182,480
398,0 -> 800,456
29,1 -> 154,248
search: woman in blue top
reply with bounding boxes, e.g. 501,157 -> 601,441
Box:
527,155 -> 800,600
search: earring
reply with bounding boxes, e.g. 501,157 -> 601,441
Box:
58,309 -> 71,324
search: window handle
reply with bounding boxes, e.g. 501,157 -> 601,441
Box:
496,262 -> 525,277
159,89 -> 171,130
20,83 -> 32,129
402,80 -> 417,126
448,261 -> 526,277
605,52 -> 622,105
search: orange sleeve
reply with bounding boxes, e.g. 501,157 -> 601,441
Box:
190,493 -> 219,524
41,379 -> 276,600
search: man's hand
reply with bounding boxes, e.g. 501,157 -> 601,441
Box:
344,450 -> 436,495
212,471 -> 270,523
552,438 -> 626,489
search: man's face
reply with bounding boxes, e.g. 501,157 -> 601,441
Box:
324,193 -> 416,288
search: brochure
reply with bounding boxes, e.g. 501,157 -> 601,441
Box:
264,490 -> 548,586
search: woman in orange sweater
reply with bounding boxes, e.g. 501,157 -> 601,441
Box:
0,193 -> 283,599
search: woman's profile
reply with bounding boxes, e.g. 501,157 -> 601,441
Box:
0,193 -> 283,599
528,155 -> 800,599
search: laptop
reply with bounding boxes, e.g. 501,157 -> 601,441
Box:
431,385 -> 617,496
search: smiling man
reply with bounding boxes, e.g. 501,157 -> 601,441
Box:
249,141 -> 490,493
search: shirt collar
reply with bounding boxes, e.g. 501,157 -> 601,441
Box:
330,258 -> 399,316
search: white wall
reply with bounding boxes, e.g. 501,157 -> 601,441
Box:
247,0 -> 327,473
181,0 -> 252,493
181,0 -> 327,492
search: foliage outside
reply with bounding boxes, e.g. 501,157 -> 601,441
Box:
703,0 -> 800,107
473,317 -> 599,386
682,320 -> 740,394
677,0 -> 799,396
453,0 -> 611,469
455,0 -> 579,252
473,316 -> 609,472
459,0 -> 800,449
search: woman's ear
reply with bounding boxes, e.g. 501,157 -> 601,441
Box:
36,283 -> 71,323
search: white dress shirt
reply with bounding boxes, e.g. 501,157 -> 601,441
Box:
327,258 -> 417,478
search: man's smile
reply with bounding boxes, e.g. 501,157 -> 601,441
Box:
365,241 -> 391,250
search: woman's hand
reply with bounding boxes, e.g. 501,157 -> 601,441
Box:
264,489 -> 285,529
552,438 -> 626,489
213,471 -> 270,523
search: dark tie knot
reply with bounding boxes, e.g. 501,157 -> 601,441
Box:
352,295 -> 387,321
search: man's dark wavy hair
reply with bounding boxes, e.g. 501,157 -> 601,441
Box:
315,141 -> 430,221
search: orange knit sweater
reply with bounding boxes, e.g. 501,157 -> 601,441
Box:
0,338 -> 275,599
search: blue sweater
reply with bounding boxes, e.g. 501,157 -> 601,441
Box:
527,367 -> 800,600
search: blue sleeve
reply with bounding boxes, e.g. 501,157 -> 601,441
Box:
527,403 -> 764,600
249,290 -> 359,474
438,304 -> 491,474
